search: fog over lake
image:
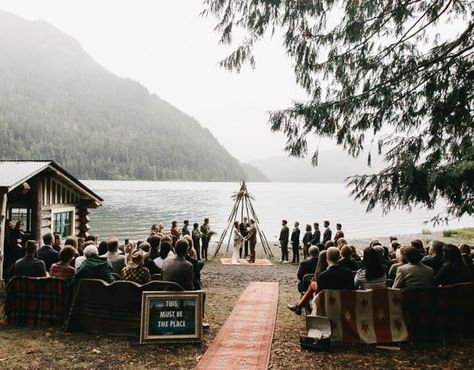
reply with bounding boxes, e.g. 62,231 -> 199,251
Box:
84,180 -> 472,243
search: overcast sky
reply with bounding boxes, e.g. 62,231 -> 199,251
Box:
0,0 -> 323,162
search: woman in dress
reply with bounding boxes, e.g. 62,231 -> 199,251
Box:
232,221 -> 243,264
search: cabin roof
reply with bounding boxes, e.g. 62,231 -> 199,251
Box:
0,160 -> 103,204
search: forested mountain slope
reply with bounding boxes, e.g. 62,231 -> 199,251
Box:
0,11 -> 267,182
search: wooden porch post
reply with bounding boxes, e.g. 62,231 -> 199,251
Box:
31,178 -> 43,246
0,190 -> 7,281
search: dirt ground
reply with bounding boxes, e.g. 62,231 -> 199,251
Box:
2,245 -> 474,369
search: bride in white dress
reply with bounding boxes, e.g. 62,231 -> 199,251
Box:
232,221 -> 243,264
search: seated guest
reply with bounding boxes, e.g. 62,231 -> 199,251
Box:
53,234 -> 62,253
434,244 -> 472,286
64,236 -> 78,249
99,238 -> 126,274
460,244 -> 474,276
338,245 -> 358,271
182,235 -> 198,260
147,234 -> 161,260
411,239 -> 425,256
154,241 -> 173,270
71,245 -> 115,285
288,248 -> 352,315
297,245 -> 319,293
373,245 -> 392,272
50,246 -> 76,279
182,237 -> 202,290
350,245 -> 362,262
388,246 -> 407,281
354,247 -> 387,289
325,241 -> 335,250
13,240 -> 47,277
392,247 -> 433,289
138,242 -> 160,275
121,248 -> 151,284
162,239 -> 195,290
422,240 -> 445,275
390,241 -> 401,260
74,241 -> 97,269
97,240 -> 108,256
336,238 -> 347,250
38,233 -> 59,271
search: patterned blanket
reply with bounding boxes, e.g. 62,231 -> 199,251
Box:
65,279 -> 184,336
5,276 -> 69,327
313,289 -> 408,344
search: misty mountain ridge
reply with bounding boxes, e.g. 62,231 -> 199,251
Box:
0,10 -> 267,182
248,148 -> 384,183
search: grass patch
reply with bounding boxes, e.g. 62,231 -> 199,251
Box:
442,227 -> 474,240
421,229 -> 432,235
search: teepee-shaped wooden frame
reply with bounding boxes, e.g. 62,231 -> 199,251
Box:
212,180 -> 274,259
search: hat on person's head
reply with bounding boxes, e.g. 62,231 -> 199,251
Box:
128,248 -> 145,268
84,245 -> 99,258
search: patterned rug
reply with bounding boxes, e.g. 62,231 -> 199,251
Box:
195,282 -> 279,370
220,258 -> 273,266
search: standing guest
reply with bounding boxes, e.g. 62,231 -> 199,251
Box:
291,221 -> 301,264
99,238 -> 126,274
388,246 -> 408,281
71,245 -> 115,285
38,233 -> 59,272
334,223 -> 344,242
147,234 -> 161,260
311,223 -> 321,245
12,221 -> 25,244
182,220 -> 190,236
354,247 -> 387,289
138,242 -> 160,275
338,245 -> 358,271
171,220 -> 180,246
421,240 -> 445,275
13,240 -> 47,277
50,246 -> 76,279
232,221 -> 243,265
302,224 -> 313,259
392,247 -> 433,289
200,218 -> 213,260
322,220 -> 332,243
121,249 -> 151,284
154,241 -> 174,270
239,217 -> 250,258
434,244 -> 472,286
53,234 -> 62,253
191,223 -> 202,260
279,220 -> 290,263
297,245 -> 319,292
246,219 -> 258,263
2,222 -> 23,281
162,239 -> 195,290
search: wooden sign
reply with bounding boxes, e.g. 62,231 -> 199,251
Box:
140,291 -> 203,344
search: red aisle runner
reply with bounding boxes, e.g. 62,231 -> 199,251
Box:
195,282 -> 279,370
220,258 -> 273,266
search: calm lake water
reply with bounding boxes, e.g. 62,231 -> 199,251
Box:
83,181 -> 472,242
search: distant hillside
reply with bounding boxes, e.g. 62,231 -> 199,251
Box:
0,11 -> 267,182
248,149 -> 383,183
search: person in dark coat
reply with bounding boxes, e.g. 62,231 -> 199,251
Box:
37,233 -> 59,272
291,222 -> 301,264
13,240 -> 47,278
302,224 -> 313,259
239,217 -> 250,258
421,240 -> 444,275
434,244 -> 472,286
279,220 -> 290,263
322,220 -> 332,243
297,245 -> 319,292
71,245 -> 115,285
311,222 -> 321,245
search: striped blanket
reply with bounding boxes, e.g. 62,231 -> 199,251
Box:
313,289 -> 408,344
5,276 -> 69,327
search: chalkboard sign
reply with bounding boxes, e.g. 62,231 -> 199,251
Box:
140,291 -> 203,343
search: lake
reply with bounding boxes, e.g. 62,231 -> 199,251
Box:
83,181 -> 472,242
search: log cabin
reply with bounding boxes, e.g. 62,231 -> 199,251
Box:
0,160 -> 103,279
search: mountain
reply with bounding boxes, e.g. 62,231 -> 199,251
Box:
0,11 -> 268,182
248,149 -> 384,183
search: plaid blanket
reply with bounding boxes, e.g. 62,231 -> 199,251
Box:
65,279 -> 184,336
313,289 -> 408,344
402,283 -> 474,342
5,276 -> 69,327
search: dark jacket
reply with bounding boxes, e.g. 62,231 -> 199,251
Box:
14,255 -> 47,277
434,263 -> 472,286
297,257 -> 318,292
240,222 -> 249,237
185,255 -> 201,290
311,230 -> 321,245
302,231 -> 313,246
317,264 -> 354,291
279,225 -> 289,243
338,258 -> 358,271
421,254 -> 444,275
71,256 -> 115,285
291,227 -> 300,245
37,245 -> 59,272
162,255 -> 195,290
322,228 -> 332,243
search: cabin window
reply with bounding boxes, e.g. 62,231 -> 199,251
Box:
53,210 -> 74,238
8,208 -> 32,233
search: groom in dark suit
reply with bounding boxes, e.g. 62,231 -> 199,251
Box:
279,220 -> 289,263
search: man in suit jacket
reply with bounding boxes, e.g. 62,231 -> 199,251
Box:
311,223 -> 321,245
37,233 -> 59,272
279,220 -> 290,263
322,220 -> 332,244
291,222 -> 301,264
421,240 -> 444,275
14,240 -> 47,277
393,247 -> 434,289
163,239 -> 195,290
246,219 -> 258,263
100,238 -> 126,274
297,245 -> 319,292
